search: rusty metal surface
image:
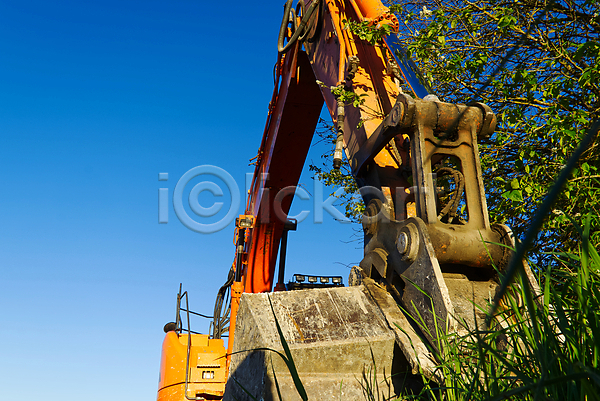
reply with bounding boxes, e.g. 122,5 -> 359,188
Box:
408,97 -> 494,229
361,205 -> 455,347
428,224 -> 510,268
269,286 -> 392,344
356,94 -> 529,347
359,273 -> 440,382
225,286 -> 404,400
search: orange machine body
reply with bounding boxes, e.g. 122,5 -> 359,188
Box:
157,332 -> 226,401
157,0 -> 431,400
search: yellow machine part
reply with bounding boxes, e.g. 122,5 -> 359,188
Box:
157,331 -> 227,401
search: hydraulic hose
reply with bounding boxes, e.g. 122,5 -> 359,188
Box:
212,266 -> 234,339
277,0 -> 321,53
436,167 -> 465,224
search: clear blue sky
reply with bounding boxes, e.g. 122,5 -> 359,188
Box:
0,1 -> 362,399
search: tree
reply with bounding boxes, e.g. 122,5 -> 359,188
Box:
313,0 -> 600,265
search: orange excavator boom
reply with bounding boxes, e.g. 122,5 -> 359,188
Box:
157,1 -> 540,399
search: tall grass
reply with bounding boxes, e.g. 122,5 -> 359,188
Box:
415,215 -> 600,401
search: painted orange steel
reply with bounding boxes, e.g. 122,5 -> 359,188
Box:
305,0 -> 409,176
352,0 -> 399,31
242,49 -> 323,294
229,0 -> 411,325
225,281 -> 243,370
157,332 -> 226,401
324,0 -> 351,82
224,0 -> 412,384
353,0 -> 389,20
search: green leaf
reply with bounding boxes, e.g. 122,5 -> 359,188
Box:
502,190 -> 523,202
582,162 -> 590,173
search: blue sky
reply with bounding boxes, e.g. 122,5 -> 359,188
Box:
0,1 -> 362,399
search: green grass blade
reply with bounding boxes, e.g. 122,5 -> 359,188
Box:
271,357 -> 283,401
268,297 -> 308,401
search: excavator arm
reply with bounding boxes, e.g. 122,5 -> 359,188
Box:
157,1 -> 540,399
242,47 -> 323,294
234,0 -> 528,346
241,0 -> 429,295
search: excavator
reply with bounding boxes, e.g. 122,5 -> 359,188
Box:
156,0 -> 539,399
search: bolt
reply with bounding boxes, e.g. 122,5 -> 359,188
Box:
397,232 -> 409,254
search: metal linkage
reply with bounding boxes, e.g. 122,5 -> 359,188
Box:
356,95 -> 532,347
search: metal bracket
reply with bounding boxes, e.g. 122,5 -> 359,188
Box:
357,96 -> 532,349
